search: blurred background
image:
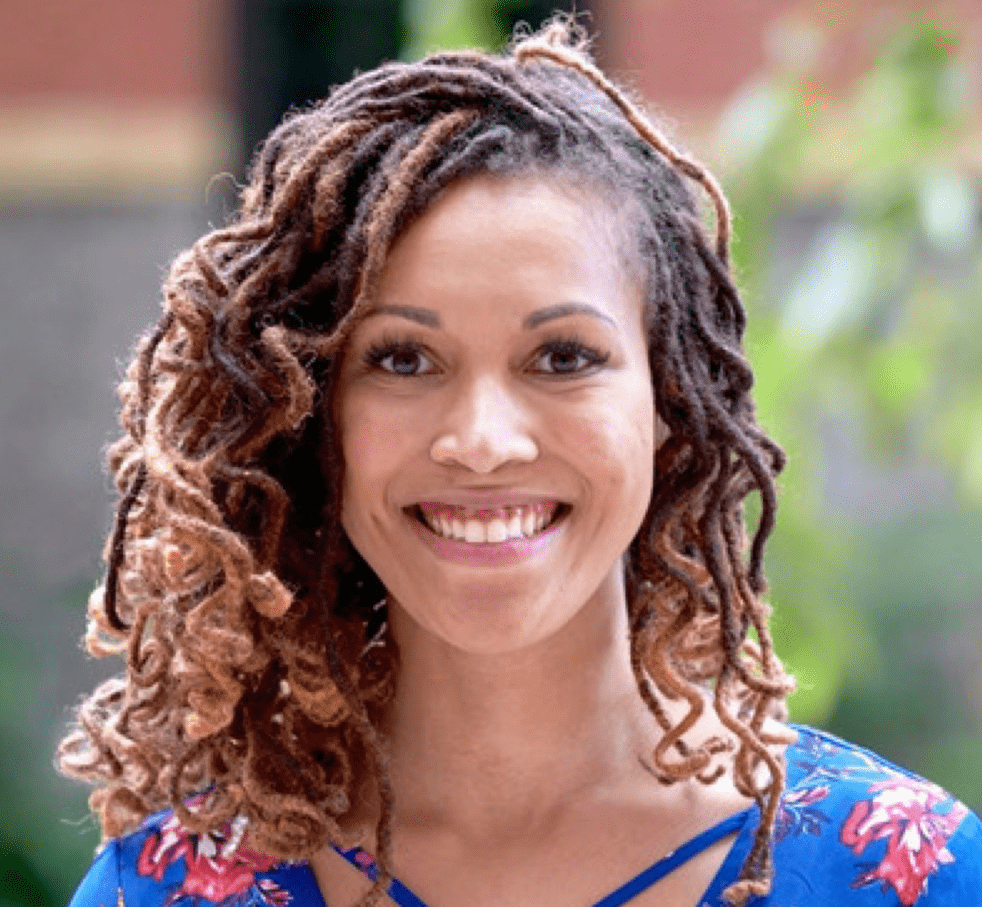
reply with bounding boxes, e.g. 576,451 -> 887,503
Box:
1,1 -> 980,903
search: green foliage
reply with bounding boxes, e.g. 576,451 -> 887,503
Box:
722,13 -> 982,803
0,553 -> 99,906
403,0 -> 499,55
726,15 -> 980,479
403,0 -> 578,57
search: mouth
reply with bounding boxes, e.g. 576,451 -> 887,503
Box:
408,501 -> 570,545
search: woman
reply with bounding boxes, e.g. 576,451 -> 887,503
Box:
62,18 -> 981,907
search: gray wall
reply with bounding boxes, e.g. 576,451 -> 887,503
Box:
0,200 -> 205,898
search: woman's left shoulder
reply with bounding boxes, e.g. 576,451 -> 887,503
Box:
767,725 -> 982,905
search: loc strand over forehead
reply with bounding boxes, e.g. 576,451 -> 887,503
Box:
512,22 -> 732,263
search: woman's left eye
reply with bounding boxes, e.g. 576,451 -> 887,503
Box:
532,340 -> 609,376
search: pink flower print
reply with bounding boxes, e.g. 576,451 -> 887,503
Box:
137,813 -> 287,907
840,777 -> 969,905
789,785 -> 831,806
256,878 -> 291,907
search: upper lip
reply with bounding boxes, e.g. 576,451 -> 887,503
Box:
406,490 -> 566,509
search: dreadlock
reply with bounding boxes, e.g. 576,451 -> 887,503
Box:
59,17 -> 794,906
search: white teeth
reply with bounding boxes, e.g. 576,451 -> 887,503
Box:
507,512 -> 522,537
422,504 -> 562,544
486,519 -> 508,543
464,519 -> 486,543
522,509 -> 535,537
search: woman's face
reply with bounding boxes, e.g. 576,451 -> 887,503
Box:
336,174 -> 654,656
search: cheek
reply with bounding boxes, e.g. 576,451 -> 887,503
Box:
562,389 -> 654,501
338,395 -> 392,524
338,392 -> 424,527
342,406 -> 389,466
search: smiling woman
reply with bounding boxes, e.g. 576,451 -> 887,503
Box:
60,15 -> 981,907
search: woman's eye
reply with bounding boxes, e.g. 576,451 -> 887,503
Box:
533,341 -> 609,375
365,343 -> 434,376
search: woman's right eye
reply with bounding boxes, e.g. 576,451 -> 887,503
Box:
364,342 -> 435,377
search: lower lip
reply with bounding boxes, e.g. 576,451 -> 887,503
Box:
407,511 -> 566,567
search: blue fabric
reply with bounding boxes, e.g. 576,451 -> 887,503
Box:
590,808 -> 752,907
698,727 -> 982,906
67,726 -> 982,907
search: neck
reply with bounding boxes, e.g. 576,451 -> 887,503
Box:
382,583 -> 658,837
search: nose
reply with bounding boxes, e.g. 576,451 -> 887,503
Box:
430,375 -> 538,473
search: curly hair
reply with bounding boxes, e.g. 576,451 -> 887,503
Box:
59,18 -> 794,907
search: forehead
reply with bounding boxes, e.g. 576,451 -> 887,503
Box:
375,173 -> 642,309
336,173 -> 651,361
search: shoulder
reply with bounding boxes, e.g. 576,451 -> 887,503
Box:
69,808 -> 318,907
766,725 -> 982,905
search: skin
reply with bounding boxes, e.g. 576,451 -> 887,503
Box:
315,175 -> 752,907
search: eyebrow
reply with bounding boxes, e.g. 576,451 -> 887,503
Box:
366,301 -> 616,330
522,302 -> 616,330
364,304 -> 441,327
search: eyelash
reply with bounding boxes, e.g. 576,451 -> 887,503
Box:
363,334 -> 436,377
362,333 -> 610,378
531,334 -> 611,376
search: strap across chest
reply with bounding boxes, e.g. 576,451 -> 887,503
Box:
331,808 -> 753,907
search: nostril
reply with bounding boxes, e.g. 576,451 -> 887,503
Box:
429,429 -> 538,472
428,379 -> 538,471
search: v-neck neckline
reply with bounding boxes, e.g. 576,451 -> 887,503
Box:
276,804 -> 761,907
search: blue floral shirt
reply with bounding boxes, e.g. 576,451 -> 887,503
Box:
68,727 -> 982,907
